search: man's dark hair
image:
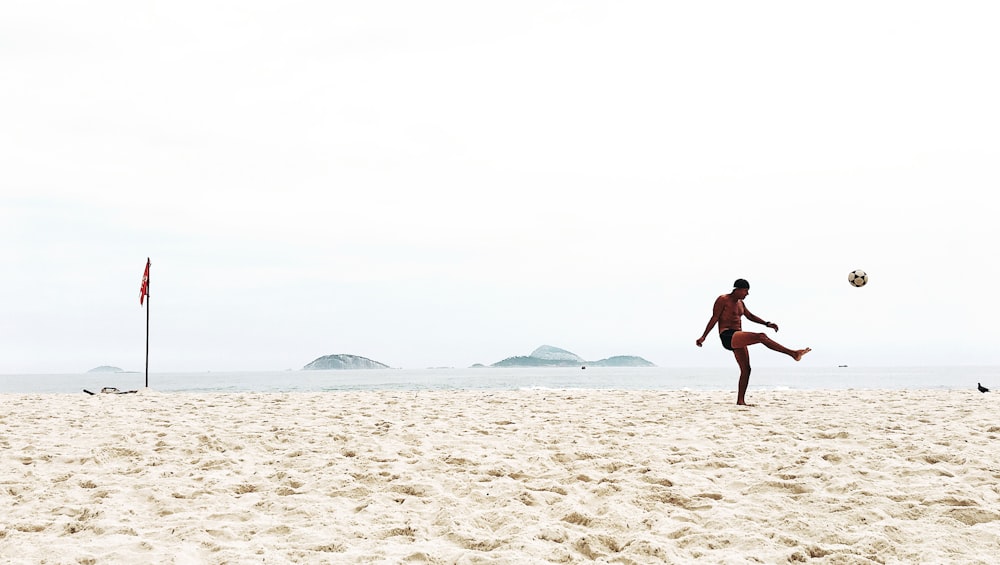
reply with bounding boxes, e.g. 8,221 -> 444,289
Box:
733,278 -> 750,289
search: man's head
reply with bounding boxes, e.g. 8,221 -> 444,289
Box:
732,278 -> 750,297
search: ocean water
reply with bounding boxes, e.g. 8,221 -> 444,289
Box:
0,366 -> 995,394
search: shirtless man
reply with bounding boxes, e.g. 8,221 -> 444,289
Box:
696,279 -> 811,405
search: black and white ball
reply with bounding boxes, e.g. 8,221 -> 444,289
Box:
848,269 -> 868,288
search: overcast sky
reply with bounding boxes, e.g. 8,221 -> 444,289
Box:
4,1 -> 999,373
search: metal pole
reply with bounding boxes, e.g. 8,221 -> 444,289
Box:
145,260 -> 150,388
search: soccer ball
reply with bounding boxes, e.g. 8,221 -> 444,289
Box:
848,269 -> 868,287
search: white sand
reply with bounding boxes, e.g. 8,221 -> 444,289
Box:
1,389 -> 998,563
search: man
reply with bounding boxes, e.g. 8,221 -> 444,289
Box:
696,278 -> 811,405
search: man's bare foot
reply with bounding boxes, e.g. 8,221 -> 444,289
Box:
793,347 -> 812,362
736,401 -> 756,407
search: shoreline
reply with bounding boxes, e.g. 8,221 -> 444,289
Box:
3,366 -> 996,395
2,390 -> 997,562
1,384 -> 991,391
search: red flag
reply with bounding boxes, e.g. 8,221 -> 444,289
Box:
140,258 -> 150,305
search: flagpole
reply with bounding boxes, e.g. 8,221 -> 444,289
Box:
145,258 -> 150,389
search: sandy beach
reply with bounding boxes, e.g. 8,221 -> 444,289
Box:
1,389 -> 998,564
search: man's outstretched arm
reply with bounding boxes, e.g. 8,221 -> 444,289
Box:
743,307 -> 778,331
696,296 -> 725,346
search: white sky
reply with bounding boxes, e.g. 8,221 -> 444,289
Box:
4,1 -> 999,373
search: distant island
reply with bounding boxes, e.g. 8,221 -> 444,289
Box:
87,366 -> 124,373
302,354 -> 390,370
490,345 -> 655,368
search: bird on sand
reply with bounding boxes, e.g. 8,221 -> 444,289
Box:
978,383 -> 990,393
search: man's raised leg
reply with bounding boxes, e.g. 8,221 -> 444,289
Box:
731,332 -> 811,361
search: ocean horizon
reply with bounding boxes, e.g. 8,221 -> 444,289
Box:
1,366 -> 995,394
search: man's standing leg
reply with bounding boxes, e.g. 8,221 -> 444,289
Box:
733,347 -> 752,405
